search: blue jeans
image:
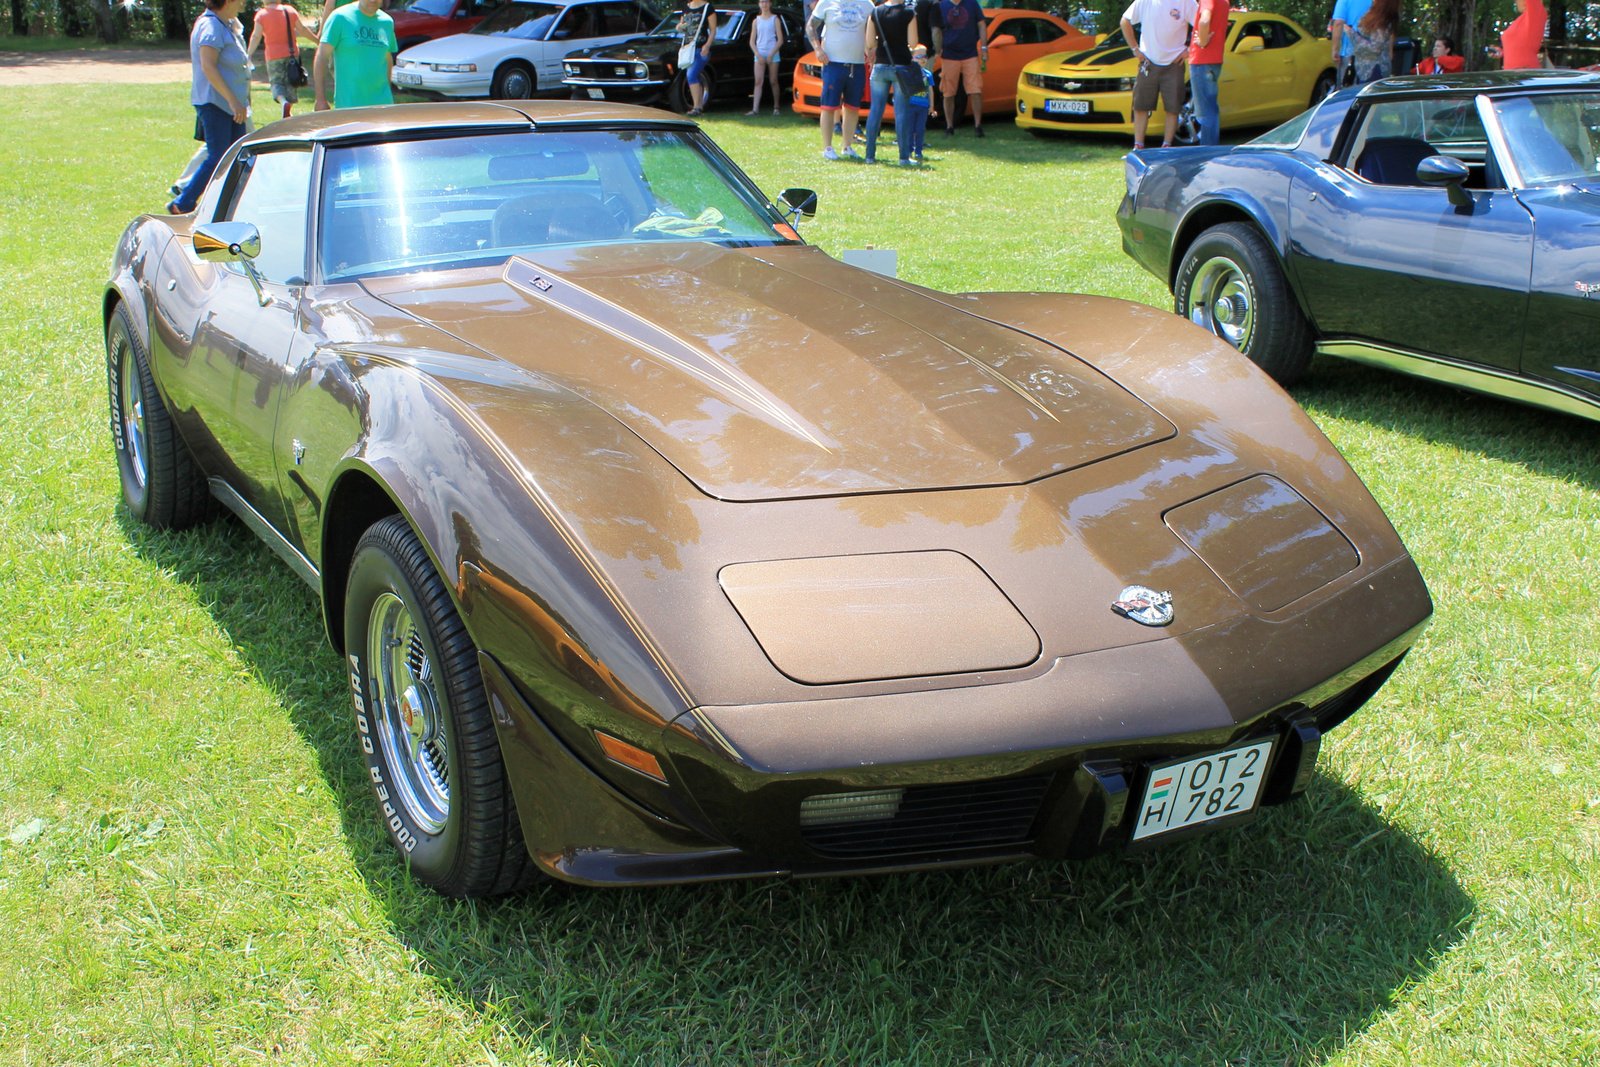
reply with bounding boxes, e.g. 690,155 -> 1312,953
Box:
174,103 -> 246,212
1190,63 -> 1220,146
687,46 -> 710,85
865,64 -> 911,162
907,99 -> 929,155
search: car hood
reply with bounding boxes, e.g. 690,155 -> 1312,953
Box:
565,34 -> 677,61
398,31 -> 517,62
363,242 -> 1177,502
1028,41 -> 1136,76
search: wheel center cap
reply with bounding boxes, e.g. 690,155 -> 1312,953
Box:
399,683 -> 436,750
1213,296 -> 1236,325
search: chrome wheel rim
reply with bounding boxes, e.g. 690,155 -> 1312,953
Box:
118,341 -> 148,489
367,591 -> 450,834
1187,256 -> 1256,351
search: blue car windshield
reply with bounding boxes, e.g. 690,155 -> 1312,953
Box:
470,1 -> 562,38
1491,93 -> 1600,185
318,128 -> 796,281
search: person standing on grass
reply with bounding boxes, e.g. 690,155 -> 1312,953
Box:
904,42 -> 934,162
314,0 -> 397,110
167,0 -> 250,214
930,0 -> 986,136
1187,0 -> 1226,146
809,0 -> 874,159
862,0 -> 917,163
747,0 -> 785,114
678,0 -> 717,116
1120,0 -> 1196,150
1490,0 -> 1547,70
247,0 -> 321,119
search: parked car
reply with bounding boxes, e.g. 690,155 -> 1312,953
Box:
792,8 -> 1094,120
390,0 -> 506,51
106,100 -> 1431,895
1017,11 -> 1333,142
1118,70 -> 1600,408
392,0 -> 660,99
562,4 -> 805,113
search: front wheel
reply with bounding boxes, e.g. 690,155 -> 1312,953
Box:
492,62 -> 536,100
666,67 -> 714,113
1311,70 -> 1336,106
344,515 -> 540,898
1173,222 -> 1315,386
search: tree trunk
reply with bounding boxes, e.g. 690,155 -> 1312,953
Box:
1547,0 -> 1565,41
90,0 -> 118,42
1441,0 -> 1480,70
163,0 -> 188,38
10,0 -> 25,34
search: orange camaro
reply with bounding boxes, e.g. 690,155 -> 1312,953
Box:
791,8 -> 1094,119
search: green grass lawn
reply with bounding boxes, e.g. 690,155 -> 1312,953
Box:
1,83 -> 1597,1066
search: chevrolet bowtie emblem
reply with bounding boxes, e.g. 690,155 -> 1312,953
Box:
1112,585 -> 1174,627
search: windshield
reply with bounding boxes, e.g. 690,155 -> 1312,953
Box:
1491,92 -> 1600,184
401,0 -> 455,15
471,1 -> 562,38
319,128 -> 796,281
647,9 -> 743,41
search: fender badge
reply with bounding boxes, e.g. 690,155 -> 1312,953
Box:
531,275 -> 553,292
1112,585 -> 1174,627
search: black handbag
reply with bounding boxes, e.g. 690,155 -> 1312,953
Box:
284,9 -> 309,87
872,5 -> 922,98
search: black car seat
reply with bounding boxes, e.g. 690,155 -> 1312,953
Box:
1353,136 -> 1438,186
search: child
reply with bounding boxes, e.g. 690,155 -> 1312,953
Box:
905,45 -> 935,163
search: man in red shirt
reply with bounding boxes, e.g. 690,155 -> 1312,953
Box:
1413,35 -> 1466,73
1490,0 -> 1546,70
1187,0 -> 1228,146
246,1 -> 321,118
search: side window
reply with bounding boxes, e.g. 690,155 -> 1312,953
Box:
1235,20 -> 1266,48
1033,18 -> 1064,42
553,3 -> 598,38
1275,22 -> 1299,46
224,149 -> 313,285
714,10 -> 742,41
1343,97 -> 1496,188
598,2 -> 644,33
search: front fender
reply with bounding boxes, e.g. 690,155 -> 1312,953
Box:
103,216 -> 173,356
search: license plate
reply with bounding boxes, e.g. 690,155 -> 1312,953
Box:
1130,739 -> 1274,841
587,87 -> 606,99
394,72 -> 424,86
1045,98 -> 1090,115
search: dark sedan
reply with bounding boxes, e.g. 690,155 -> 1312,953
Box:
562,5 -> 804,113
1119,70 -> 1600,418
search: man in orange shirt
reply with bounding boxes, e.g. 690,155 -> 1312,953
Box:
247,1 -> 321,118
1489,0 -> 1546,70
1187,0 -> 1228,146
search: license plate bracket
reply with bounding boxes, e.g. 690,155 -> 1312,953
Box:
395,72 -> 424,86
1128,738 -> 1275,847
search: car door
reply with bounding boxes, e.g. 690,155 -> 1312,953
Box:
1221,19 -> 1292,125
1288,94 -> 1533,373
185,146 -> 316,531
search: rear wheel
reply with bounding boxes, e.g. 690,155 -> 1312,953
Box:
344,515 -> 540,898
106,302 -> 216,530
492,61 -> 536,99
1172,97 -> 1200,146
1173,222 -> 1314,386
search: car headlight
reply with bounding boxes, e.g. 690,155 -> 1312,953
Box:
634,62 -> 648,78
430,63 -> 476,73
1118,77 -> 1135,91
1024,72 -> 1044,88
564,63 -> 579,74
801,63 -> 821,77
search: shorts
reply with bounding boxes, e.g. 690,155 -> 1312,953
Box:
820,61 -> 865,110
939,55 -> 981,95
1132,57 -> 1184,113
687,46 -> 711,85
267,56 -> 300,104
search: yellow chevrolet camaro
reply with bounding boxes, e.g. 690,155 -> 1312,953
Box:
1015,11 -> 1336,140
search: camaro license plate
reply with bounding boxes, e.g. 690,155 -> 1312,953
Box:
1130,739 -> 1274,842
1045,98 -> 1090,115
395,72 -> 424,86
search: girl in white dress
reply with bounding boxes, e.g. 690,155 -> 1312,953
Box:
746,0 -> 785,115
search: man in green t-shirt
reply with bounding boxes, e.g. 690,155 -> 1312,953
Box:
313,0 -> 397,109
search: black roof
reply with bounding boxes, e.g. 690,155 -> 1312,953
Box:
1357,69 -> 1600,97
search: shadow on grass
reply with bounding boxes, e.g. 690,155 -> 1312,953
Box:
129,511 -> 1474,1067
1295,355 -> 1600,489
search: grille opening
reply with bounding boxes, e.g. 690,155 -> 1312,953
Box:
800,775 -> 1053,858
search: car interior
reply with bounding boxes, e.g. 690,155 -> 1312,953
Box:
1343,96 -> 1504,189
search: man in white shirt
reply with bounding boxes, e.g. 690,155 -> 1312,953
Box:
1120,0 -> 1198,149
809,0 -> 875,159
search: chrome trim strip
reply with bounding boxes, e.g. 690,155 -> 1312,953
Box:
208,477 -> 321,588
1318,340 -> 1600,423
562,78 -> 669,86
1476,93 -> 1524,189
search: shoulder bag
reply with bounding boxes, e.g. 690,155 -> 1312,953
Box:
284,9 -> 309,86
873,4 -> 923,98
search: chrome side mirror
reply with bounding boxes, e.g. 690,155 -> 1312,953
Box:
778,187 -> 818,224
1417,154 -> 1472,208
193,221 -> 271,306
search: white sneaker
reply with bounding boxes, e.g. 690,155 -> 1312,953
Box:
841,147 -> 861,160
822,147 -> 840,160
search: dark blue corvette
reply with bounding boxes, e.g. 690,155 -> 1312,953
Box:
1119,70 -> 1600,419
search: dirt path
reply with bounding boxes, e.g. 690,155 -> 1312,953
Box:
0,48 -> 192,86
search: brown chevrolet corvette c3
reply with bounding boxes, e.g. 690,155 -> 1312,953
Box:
105,100 -> 1431,897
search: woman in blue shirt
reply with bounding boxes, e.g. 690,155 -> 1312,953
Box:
168,0 -> 250,214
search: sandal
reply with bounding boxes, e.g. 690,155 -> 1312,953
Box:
744,110 -> 758,116
686,108 -> 704,116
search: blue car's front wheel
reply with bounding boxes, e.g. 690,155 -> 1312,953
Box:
1175,222 -> 1314,387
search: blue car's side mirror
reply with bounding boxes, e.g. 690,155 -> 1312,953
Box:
1417,154 -> 1472,209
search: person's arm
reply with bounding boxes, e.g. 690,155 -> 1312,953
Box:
906,16 -> 916,55
296,11 -> 321,43
774,15 -> 784,49
702,10 -> 715,53
1330,21 -> 1344,60
749,15 -> 758,52
246,20 -> 264,57
1120,15 -> 1140,60
808,14 -> 828,63
1195,0 -> 1211,48
200,44 -> 248,122
313,40 -> 332,108
319,0 -> 340,36
863,10 -> 877,65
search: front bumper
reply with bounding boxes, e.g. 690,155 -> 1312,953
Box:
562,77 -> 669,103
483,553 -> 1431,886
391,68 -> 493,97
